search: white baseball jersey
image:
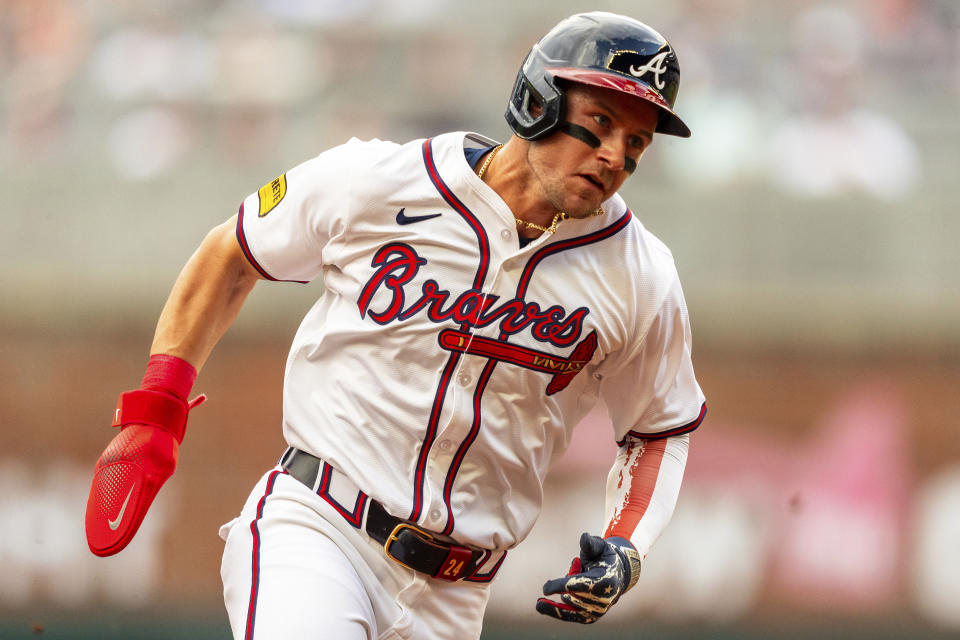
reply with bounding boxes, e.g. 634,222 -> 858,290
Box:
235,131 -> 705,555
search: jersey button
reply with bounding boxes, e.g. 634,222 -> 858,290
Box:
500,229 -> 511,240
430,509 -> 442,521
457,373 -> 471,387
439,439 -> 452,451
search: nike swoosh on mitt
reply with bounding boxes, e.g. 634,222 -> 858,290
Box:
108,485 -> 135,531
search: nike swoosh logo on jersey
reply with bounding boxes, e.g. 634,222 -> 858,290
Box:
108,485 -> 135,531
396,208 -> 442,225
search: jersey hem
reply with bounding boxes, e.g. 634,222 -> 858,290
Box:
617,401 -> 706,445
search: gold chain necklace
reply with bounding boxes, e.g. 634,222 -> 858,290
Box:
475,143 -> 602,235
517,211 -> 567,234
476,143 -> 501,180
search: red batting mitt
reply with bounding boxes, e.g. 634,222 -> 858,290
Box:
85,356 -> 205,557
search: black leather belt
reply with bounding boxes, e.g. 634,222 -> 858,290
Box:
280,447 -> 484,582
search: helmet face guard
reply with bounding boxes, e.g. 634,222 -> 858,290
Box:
506,12 -> 691,140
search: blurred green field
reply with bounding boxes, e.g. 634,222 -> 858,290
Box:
3,612 -> 960,640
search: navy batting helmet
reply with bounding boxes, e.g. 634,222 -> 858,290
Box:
505,12 -> 691,139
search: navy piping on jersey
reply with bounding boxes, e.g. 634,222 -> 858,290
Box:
515,210 -> 633,298
439,360 -> 495,536
236,202 -> 309,284
409,138 -> 492,524
464,549 -> 509,583
425,138 -> 491,290
244,469 -> 286,640
616,401 -> 707,446
439,210 -> 634,536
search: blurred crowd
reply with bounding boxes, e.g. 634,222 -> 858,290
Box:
1,0 -> 956,200
659,0 -> 954,200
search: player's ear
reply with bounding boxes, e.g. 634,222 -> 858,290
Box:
529,95 -> 543,118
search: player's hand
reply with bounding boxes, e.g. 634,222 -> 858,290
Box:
535,532 -> 641,624
85,386 -> 205,556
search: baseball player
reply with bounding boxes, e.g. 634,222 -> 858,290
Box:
85,12 -> 706,640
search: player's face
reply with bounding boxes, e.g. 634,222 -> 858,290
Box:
526,84 -> 660,218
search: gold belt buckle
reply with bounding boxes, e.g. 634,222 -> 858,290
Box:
384,522 -> 432,571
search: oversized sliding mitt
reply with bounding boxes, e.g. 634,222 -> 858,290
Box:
85,355 -> 205,556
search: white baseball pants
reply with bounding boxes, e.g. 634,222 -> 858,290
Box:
219,468 -> 492,640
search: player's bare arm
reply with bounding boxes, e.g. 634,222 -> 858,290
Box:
84,214 -> 260,557
151,214 -> 262,371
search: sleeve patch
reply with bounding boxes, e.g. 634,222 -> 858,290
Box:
257,174 -> 287,217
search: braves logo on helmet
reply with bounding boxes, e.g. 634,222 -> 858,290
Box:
609,48 -> 674,91
505,12 -> 691,140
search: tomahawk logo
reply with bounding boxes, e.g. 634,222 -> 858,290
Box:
628,50 -> 672,90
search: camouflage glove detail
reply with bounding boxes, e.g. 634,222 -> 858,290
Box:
536,533 -> 641,624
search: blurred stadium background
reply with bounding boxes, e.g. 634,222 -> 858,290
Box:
1,0 -> 958,638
